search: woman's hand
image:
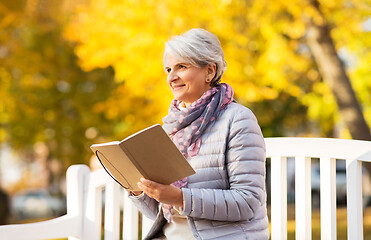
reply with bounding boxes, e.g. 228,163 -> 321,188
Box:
137,178 -> 183,208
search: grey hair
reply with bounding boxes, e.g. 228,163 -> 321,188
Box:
163,28 -> 227,87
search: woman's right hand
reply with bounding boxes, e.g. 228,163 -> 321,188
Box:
137,178 -> 183,207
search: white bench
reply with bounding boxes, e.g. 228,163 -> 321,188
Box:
0,137 -> 370,240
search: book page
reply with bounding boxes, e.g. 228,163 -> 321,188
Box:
91,143 -> 143,191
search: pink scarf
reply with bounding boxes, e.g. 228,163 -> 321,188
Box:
161,83 -> 234,222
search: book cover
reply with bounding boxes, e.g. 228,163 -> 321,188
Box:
90,124 -> 195,191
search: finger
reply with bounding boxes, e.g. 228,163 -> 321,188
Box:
138,179 -> 168,200
138,179 -> 153,193
137,181 -> 149,192
137,181 -> 157,197
140,178 -> 158,187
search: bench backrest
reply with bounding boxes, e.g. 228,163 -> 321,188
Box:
267,137 -> 371,240
0,137 -> 370,240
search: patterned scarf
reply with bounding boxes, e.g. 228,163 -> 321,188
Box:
161,83 -> 234,222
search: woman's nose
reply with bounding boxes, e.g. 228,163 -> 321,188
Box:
167,71 -> 178,82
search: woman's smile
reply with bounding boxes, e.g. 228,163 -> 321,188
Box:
171,83 -> 186,90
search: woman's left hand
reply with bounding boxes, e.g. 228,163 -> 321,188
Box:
137,178 -> 183,208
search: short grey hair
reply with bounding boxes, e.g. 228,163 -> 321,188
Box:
164,28 -> 227,87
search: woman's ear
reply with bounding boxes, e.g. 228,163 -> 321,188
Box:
206,63 -> 216,82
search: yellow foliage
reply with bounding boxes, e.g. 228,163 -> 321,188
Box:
63,0 -> 370,137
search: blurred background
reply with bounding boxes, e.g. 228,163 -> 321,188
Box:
0,0 -> 370,238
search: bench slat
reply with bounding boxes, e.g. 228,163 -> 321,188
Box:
105,181 -> 121,239
123,191 -> 139,240
320,157 -> 337,240
83,178 -> 103,240
347,159 -> 363,240
295,156 -> 311,240
270,156 -> 287,240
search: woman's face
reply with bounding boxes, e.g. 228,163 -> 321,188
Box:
164,54 -> 213,107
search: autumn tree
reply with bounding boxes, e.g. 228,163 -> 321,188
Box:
305,0 -> 371,140
0,1 -> 116,190
1,0 -> 370,191
64,0 -> 370,139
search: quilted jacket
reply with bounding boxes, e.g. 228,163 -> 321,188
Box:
130,102 -> 269,240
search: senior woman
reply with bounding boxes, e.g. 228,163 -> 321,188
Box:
129,28 -> 269,240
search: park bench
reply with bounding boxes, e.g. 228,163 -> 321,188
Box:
0,137 -> 370,240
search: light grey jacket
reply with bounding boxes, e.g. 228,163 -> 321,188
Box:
130,102 -> 269,240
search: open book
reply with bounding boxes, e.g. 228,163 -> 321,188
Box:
90,124 -> 195,191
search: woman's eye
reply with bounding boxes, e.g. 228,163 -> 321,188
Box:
179,65 -> 186,69
166,68 -> 171,73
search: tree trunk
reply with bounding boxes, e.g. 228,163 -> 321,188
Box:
305,0 -> 371,141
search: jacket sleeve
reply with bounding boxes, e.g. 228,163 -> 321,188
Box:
129,194 -> 160,220
180,108 -> 266,221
